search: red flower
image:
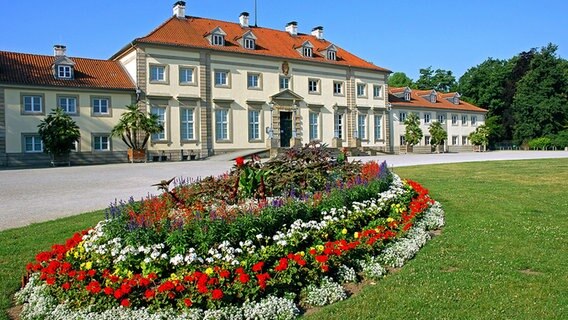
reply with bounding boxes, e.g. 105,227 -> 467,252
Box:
144,289 -> 155,299
309,248 -> 317,255
46,277 -> 56,285
86,280 -> 101,294
315,255 -> 328,263
197,284 -> 208,294
211,289 -> 224,300
103,287 -> 114,295
296,259 -> 306,267
274,257 -> 288,272
120,299 -> 131,308
321,265 -> 329,272
219,269 -> 230,278
61,282 -> 70,290
238,273 -> 250,284
183,298 -> 193,307
114,288 -> 124,299
252,261 -> 264,272
256,273 -> 270,290
235,157 -> 245,167
235,267 -> 245,274
175,284 -> 185,292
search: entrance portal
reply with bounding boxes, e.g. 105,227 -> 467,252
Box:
280,111 -> 293,147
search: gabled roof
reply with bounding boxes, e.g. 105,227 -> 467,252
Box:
388,87 -> 486,113
116,16 -> 390,73
0,51 -> 135,90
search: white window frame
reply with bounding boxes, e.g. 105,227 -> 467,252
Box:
23,95 -> 43,113
215,109 -> 230,141
357,114 -> 367,140
303,46 -> 312,57
404,92 -> 411,101
212,34 -> 225,46
425,135 -> 431,145
452,135 -> 459,145
214,70 -> 230,87
150,65 -> 166,82
57,65 -> 72,79
58,96 -> 77,114
374,114 -> 382,141
400,135 -> 406,146
24,135 -> 43,153
247,73 -> 261,89
462,136 -> 468,145
244,38 -> 255,50
180,108 -> 195,141
373,85 -> 382,98
471,115 -> 478,126
327,50 -> 336,60
399,112 -> 407,123
93,135 -> 110,151
309,112 -> 319,141
248,110 -> 260,141
424,113 -> 431,124
462,115 -> 468,126
452,114 -> 458,125
334,113 -> 343,139
179,67 -> 195,85
357,83 -> 367,97
92,97 -> 110,116
151,106 -> 167,141
333,81 -> 343,95
308,78 -> 320,94
438,114 -> 446,124
279,76 -> 290,90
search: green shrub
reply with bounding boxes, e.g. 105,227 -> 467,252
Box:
527,137 -> 552,150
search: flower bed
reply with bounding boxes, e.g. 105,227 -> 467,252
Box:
16,145 -> 445,319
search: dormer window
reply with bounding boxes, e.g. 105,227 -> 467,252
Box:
453,96 -> 460,104
430,93 -> 437,103
212,34 -> 225,46
303,46 -> 313,57
244,38 -> 255,50
404,92 -> 411,101
327,50 -> 336,61
57,65 -> 72,79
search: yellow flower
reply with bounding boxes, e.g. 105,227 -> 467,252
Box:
205,267 -> 214,275
316,245 -> 324,251
73,252 -> 79,259
84,261 -> 92,270
341,228 -> 348,235
354,232 -> 359,239
299,251 -> 305,257
170,273 -> 179,280
387,217 -> 395,223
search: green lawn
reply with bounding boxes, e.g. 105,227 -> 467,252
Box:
1,159 -> 567,320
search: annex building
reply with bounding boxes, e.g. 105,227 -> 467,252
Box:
0,1 -> 485,167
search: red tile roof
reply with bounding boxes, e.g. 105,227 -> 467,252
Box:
389,87 -> 486,113
0,51 -> 135,90
122,16 -> 390,73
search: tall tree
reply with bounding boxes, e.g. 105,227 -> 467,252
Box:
429,121 -> 447,153
403,113 -> 422,147
512,44 -> 568,144
413,66 -> 457,92
388,72 -> 413,88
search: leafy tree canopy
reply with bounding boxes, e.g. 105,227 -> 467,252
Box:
428,121 -> 447,150
37,107 -> 80,157
403,113 -> 422,147
413,66 -> 457,92
111,104 -> 164,150
388,72 -> 413,88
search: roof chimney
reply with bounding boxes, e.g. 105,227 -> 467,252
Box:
173,1 -> 186,18
53,45 -> 67,57
239,12 -> 250,28
311,26 -> 324,40
285,21 -> 298,36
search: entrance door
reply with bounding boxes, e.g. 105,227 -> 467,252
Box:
280,111 -> 293,147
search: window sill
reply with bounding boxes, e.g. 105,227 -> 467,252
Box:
149,80 -> 169,85
179,82 -> 198,87
216,139 -> 233,144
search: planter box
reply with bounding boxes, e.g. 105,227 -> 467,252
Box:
128,149 -> 147,163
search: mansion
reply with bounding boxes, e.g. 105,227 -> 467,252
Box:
0,1 -> 485,167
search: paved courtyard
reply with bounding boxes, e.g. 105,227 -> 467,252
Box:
1,150 -> 567,231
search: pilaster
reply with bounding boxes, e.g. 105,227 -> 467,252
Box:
199,51 -> 213,157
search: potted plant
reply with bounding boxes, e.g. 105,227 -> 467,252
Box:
402,113 -> 422,153
38,107 -> 80,166
469,124 -> 490,152
429,121 -> 447,153
111,104 -> 163,163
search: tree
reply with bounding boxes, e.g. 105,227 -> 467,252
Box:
403,113 -> 422,148
388,72 -> 413,88
512,44 -> 568,144
111,104 -> 163,150
37,107 -> 80,164
468,124 -> 490,149
413,66 -> 457,92
429,121 -> 447,153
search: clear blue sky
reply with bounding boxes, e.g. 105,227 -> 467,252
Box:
1,0 -> 566,81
